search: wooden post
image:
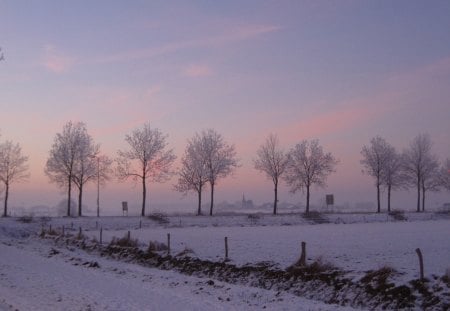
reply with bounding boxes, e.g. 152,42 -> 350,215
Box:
100,227 -> 103,245
225,237 -> 229,261
299,241 -> 306,266
139,220 -> 142,229
416,248 -> 424,281
127,230 -> 131,242
78,227 -> 82,239
167,233 -> 171,256
49,224 -> 52,233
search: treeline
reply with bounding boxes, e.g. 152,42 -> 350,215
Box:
0,121 -> 449,217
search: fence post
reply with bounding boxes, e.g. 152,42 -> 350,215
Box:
167,233 -> 171,255
139,220 -> 142,229
416,248 -> 424,281
100,227 -> 103,245
78,227 -> 82,239
127,230 -> 131,242
225,237 -> 229,261
299,241 -> 307,266
49,224 -> 52,233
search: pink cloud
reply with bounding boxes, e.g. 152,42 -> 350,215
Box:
182,64 -> 212,77
41,45 -> 74,73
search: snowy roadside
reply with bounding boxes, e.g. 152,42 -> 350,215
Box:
0,235 -> 354,310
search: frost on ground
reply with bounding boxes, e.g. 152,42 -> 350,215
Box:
0,212 -> 449,310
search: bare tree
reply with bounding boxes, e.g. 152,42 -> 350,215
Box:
92,154 -> 114,217
174,136 -> 209,215
253,134 -> 288,215
420,154 -> 441,211
0,141 -> 29,217
284,140 -> 338,214
402,134 -> 435,212
116,123 -> 176,216
382,146 -> 406,212
360,136 -> 391,213
440,158 -> 450,191
200,129 -> 239,216
71,129 -> 100,217
45,121 -> 89,217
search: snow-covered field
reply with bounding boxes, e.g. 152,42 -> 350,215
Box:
1,212 -> 449,310
95,220 -> 450,283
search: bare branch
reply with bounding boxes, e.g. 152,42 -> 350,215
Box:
284,139 -> 338,214
0,140 -> 29,217
253,134 -> 288,214
116,123 -> 176,216
198,129 -> 239,215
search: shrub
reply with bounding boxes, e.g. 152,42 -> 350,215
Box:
147,213 -> 169,224
361,266 -> 398,284
147,240 -> 168,252
389,210 -> 406,221
17,216 -> 33,223
176,247 -> 195,257
109,234 -> 139,248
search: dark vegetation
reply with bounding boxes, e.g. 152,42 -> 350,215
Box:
40,229 -> 450,310
147,213 -> 170,224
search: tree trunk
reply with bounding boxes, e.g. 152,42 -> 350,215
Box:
376,182 -> 381,213
141,176 -> 146,217
78,184 -> 83,217
3,182 -> 9,217
422,184 -> 426,212
273,180 -> 278,215
67,175 -> 72,217
305,185 -> 310,214
197,184 -> 202,216
416,178 -> 421,213
209,182 -> 215,216
387,184 -> 391,213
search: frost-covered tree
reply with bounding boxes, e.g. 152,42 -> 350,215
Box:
200,129 -> 239,216
402,134 -> 436,212
284,140 -> 338,214
174,136 -> 209,215
116,123 -> 176,216
360,136 -> 392,213
70,128 -> 99,216
253,134 -> 288,215
420,154 -> 441,211
90,155 -> 114,217
440,158 -> 450,191
0,141 -> 29,217
382,146 -> 406,212
45,121 -> 90,217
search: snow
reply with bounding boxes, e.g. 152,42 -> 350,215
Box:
89,216 -> 450,283
1,212 -> 449,309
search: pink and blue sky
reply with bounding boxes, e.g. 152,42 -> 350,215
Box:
1,1 -> 450,215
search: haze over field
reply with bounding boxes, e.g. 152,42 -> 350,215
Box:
1,1 -> 450,215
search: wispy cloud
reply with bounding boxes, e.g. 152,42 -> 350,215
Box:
182,64 -> 213,78
41,45 -> 75,73
95,24 -> 281,64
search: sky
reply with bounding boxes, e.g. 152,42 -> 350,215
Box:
1,0 -> 450,215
